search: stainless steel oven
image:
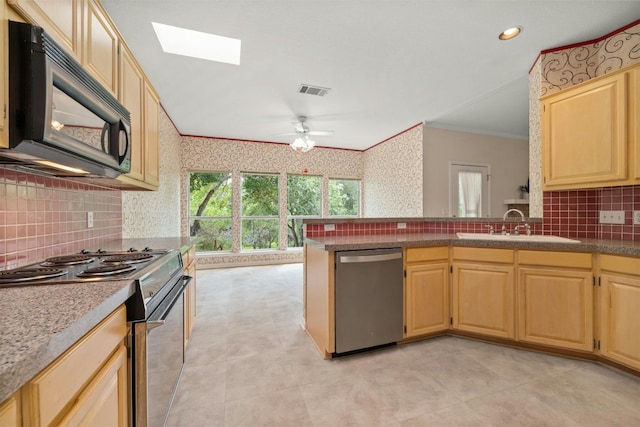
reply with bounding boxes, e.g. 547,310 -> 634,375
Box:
127,253 -> 190,427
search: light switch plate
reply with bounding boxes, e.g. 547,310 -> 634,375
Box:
634,211 -> 640,225
324,223 -> 335,231
87,212 -> 94,228
397,222 -> 407,229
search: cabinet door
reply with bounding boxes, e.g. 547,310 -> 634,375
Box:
631,66 -> 640,181
143,83 -> 160,187
405,262 -> 449,337
452,263 -> 515,339
118,44 -> 145,181
518,267 -> 593,351
7,0 -> 81,59
542,71 -> 627,189
83,0 -> 118,95
57,345 -> 128,427
0,393 -> 20,427
600,273 -> 640,370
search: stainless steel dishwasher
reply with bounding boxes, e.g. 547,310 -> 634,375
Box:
334,248 -> 403,354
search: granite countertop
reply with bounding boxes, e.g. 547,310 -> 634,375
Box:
305,233 -> 640,257
0,236 -> 196,403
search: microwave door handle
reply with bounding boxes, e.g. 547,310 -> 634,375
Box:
101,123 -> 109,152
117,119 -> 129,164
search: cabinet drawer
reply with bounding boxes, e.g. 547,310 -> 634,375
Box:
452,247 -> 513,264
600,254 -> 640,276
405,247 -> 448,263
24,305 -> 126,426
519,250 -> 592,269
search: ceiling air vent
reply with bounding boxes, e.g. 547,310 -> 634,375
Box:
298,84 -> 330,97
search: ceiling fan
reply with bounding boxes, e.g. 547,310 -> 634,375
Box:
284,116 -> 333,153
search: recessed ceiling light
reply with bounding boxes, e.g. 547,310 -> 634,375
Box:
499,26 -> 522,41
152,22 -> 241,65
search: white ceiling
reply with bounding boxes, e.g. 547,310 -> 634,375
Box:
101,1 -> 640,151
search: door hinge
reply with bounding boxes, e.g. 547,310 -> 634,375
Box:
450,317 -> 453,325
543,176 -> 546,184
598,277 -> 601,287
592,276 -> 596,286
404,325 -> 407,334
593,339 -> 596,350
404,269 -> 406,278
450,265 -> 453,274
3,104 -> 5,119
593,339 -> 601,350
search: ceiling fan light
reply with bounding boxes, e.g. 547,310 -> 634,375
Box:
290,135 -> 315,153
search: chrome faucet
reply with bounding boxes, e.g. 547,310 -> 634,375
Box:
503,208 -> 525,222
502,208 -> 529,235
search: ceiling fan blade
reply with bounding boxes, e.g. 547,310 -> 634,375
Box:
308,130 -> 334,136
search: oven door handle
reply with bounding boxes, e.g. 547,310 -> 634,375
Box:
146,275 -> 192,331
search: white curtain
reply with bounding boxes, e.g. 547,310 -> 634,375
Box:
458,171 -> 482,217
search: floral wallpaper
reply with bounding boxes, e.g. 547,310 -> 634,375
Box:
539,21 -> 640,96
529,20 -> 640,218
363,124 -> 423,217
180,136 -> 363,267
121,108 -> 182,238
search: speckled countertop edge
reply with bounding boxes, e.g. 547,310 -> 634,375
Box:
305,233 -> 640,257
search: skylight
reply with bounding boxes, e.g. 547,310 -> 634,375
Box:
152,22 -> 241,65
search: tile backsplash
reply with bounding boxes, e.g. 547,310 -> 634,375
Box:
307,184 -> 640,241
0,167 -> 122,269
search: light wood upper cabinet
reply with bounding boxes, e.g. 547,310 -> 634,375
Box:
517,251 -> 593,351
452,248 -> 515,339
144,83 -> 160,188
8,0 -> 80,59
118,43 -> 144,182
600,255 -> 640,371
630,66 -> 640,181
541,71 -> 628,190
404,247 -> 449,338
82,0 -> 118,95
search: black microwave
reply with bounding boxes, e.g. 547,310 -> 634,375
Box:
3,20 -> 131,178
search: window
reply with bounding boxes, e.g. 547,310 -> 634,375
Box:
241,173 -> 279,250
329,178 -> 360,216
188,172 -> 232,251
450,163 -> 489,217
287,175 -> 321,247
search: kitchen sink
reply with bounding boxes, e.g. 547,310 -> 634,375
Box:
456,233 -> 580,243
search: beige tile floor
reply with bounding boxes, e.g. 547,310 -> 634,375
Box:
165,264 -> 640,427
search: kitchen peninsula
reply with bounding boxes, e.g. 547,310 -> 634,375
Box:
303,218 -> 640,377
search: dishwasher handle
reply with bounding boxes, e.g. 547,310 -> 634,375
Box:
339,252 -> 402,264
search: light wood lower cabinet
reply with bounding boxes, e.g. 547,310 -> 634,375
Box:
452,248 -> 515,339
517,251 -> 593,351
21,305 -> 128,427
600,255 -> 640,371
183,245 -> 197,347
404,247 -> 449,338
0,393 -> 20,427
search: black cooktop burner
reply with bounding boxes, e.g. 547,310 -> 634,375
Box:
101,253 -> 154,264
42,255 -> 96,266
77,264 -> 136,277
0,267 -> 67,283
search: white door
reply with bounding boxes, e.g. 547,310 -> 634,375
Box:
450,163 -> 490,217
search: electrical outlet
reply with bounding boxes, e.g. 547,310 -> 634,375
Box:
599,210 -> 625,224
324,223 -> 335,232
397,222 -> 407,229
87,212 -> 94,228
634,211 -> 640,225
